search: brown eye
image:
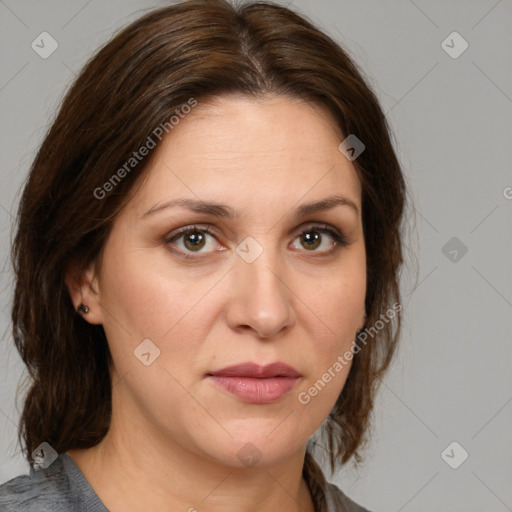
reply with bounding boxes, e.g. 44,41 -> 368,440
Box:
300,231 -> 321,250
166,225 -> 218,257
292,224 -> 349,254
183,231 -> 206,251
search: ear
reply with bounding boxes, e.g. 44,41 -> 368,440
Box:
65,260 -> 104,325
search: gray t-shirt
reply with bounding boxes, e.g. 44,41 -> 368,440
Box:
0,454 -> 371,511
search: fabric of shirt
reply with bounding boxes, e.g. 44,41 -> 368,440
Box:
0,453 -> 372,511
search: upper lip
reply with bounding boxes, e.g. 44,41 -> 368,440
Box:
207,362 -> 301,378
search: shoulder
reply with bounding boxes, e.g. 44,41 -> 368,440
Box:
302,450 -> 373,512
0,455 -> 65,511
0,453 -> 102,512
324,480 -> 373,512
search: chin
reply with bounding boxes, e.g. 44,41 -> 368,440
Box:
194,422 -> 307,470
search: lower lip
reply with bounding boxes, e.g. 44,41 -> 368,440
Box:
208,376 -> 300,404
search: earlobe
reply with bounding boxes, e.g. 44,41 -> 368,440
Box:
77,304 -> 90,315
64,261 -> 103,325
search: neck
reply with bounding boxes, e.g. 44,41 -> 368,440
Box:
67,409 -> 316,512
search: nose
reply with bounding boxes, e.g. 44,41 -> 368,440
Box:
226,246 -> 296,339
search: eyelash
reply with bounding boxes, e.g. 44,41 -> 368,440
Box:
165,223 -> 349,260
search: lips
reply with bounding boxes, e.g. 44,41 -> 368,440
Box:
207,362 -> 301,404
208,362 -> 301,379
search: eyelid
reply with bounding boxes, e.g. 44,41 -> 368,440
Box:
164,222 -> 349,258
291,222 -> 350,250
164,223 -> 216,247
165,224 -> 214,240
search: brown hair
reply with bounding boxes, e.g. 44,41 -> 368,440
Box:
12,0 -> 408,482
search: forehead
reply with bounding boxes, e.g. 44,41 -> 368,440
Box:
127,94 -> 362,218
167,94 -> 345,159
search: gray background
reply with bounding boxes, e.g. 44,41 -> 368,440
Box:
1,1 -> 511,511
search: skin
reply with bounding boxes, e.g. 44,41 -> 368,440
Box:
66,94 -> 366,512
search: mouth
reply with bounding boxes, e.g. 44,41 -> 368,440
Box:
206,362 -> 302,404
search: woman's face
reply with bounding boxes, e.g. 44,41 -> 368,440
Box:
81,95 -> 366,468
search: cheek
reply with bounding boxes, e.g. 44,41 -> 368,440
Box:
295,258 -> 366,408
302,259 -> 366,339
99,253 -> 222,420
96,253 -> 215,395
100,245 -> 220,342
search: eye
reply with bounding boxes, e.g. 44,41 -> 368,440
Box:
165,225 -> 220,256
290,224 -> 349,253
165,223 -> 349,260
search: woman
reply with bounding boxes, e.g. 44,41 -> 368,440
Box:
0,0 -> 407,510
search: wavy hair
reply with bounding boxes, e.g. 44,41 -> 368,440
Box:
11,0 -> 408,482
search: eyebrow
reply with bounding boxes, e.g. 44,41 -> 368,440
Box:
140,194 -> 359,220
